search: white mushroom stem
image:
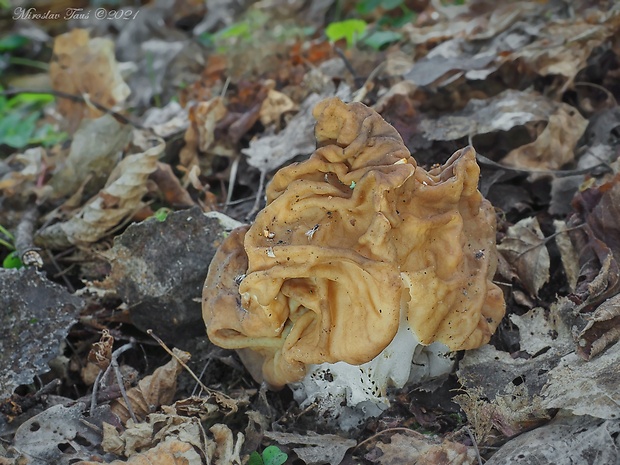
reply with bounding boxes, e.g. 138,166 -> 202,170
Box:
289,273 -> 455,430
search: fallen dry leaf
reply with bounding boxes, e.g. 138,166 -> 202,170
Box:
265,431 -> 356,465
501,105 -> 588,170
110,349 -> 190,424
553,219 -> 579,292
484,413 -> 620,465
149,162 -> 195,209
50,29 -> 130,132
179,96 -> 228,172
12,403 -> 107,464
35,134 -> 164,249
77,438 -> 202,465
242,84 -> 351,173
48,115 -> 132,200
208,424 -> 244,465
575,293 -> 620,360
421,90 -> 587,171
0,147 -> 47,197
367,432 -> 477,465
259,85 -> 296,128
497,216 -> 550,297
541,340 -> 620,419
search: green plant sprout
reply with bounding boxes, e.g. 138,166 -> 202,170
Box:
0,89 -> 67,149
0,225 -> 23,269
325,19 -> 367,47
247,445 -> 288,465
153,207 -> 172,222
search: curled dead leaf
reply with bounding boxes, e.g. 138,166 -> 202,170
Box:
77,438 -> 202,465
35,135 -> 164,249
366,431 -> 477,465
576,292 -> 620,360
88,329 -> 114,371
110,348 -> 190,424
501,106 -> 588,171
497,217 -> 550,297
50,29 -> 130,132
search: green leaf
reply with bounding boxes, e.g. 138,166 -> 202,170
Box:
30,124 -> 68,148
0,34 -> 28,52
355,0 -> 383,14
363,30 -> 402,50
3,251 -> 23,269
0,111 -> 39,148
262,445 -> 288,465
325,19 -> 367,48
381,0 -> 404,9
247,451 -> 264,465
218,21 -> 251,40
7,92 -> 54,108
153,208 -> 171,222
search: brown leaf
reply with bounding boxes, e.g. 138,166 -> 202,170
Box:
76,438 -> 202,465
110,349 -> 190,424
259,84 -> 297,128
576,292 -> 620,360
553,220 -> 579,292
209,424 -> 244,465
264,431 -> 356,465
149,162 -> 195,209
50,29 -> 130,132
88,329 -> 114,371
497,217 -> 550,297
500,105 -> 588,170
35,135 -> 164,249
368,432 -> 477,465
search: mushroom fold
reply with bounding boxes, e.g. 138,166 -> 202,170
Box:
203,97 -> 505,394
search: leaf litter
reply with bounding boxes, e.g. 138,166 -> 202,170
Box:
1,1 -> 620,464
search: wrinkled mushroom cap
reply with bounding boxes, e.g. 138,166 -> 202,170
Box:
203,97 -> 505,387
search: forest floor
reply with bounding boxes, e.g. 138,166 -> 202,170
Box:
1,0 -> 620,464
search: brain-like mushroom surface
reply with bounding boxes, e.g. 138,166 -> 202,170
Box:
202,97 -> 505,392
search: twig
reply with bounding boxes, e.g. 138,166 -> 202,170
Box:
353,61 -> 386,103
15,206 -> 43,268
334,47 -> 362,86
246,169 -> 266,221
0,88 -> 145,129
191,359 -> 212,396
353,427 -> 421,451
475,152 -> 612,178
224,156 -> 240,213
574,81 -> 618,107
465,426 -> 483,465
45,249 -> 75,292
147,329 -> 210,393
111,351 -> 138,423
147,329 -> 237,408
89,342 -> 136,422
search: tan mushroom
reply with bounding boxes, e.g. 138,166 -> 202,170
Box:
203,97 -> 505,420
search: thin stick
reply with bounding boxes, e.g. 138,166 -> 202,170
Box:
246,169 -> 266,221
465,426 -> 483,465
0,88 -> 145,129
90,369 -> 104,415
224,156 -> 240,213
15,206 -> 43,268
90,342 -> 136,421
147,329 -> 210,393
111,353 -> 138,423
353,62 -> 386,103
353,427 -> 421,451
191,359 -> 212,397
